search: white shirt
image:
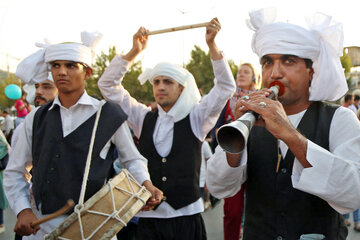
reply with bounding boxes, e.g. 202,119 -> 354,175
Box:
11,122 -> 23,149
1,114 -> 14,136
3,91 -> 150,240
348,104 -> 358,114
199,141 -> 213,188
98,55 -> 236,218
206,106 -> 360,214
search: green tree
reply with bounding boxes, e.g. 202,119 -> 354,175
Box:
0,73 -> 21,109
227,59 -> 239,80
86,46 -> 154,104
86,46 -> 117,98
122,61 -> 154,104
186,45 -> 237,95
340,48 -> 353,88
186,45 -> 214,94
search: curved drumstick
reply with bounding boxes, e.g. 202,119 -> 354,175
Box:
146,22 -> 210,35
30,199 -> 75,228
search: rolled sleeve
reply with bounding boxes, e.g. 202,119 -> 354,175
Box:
292,140 -> 334,195
206,146 -> 247,199
292,107 -> 360,213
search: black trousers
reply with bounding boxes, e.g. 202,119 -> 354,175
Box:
14,234 -> 22,240
136,214 -> 207,240
117,222 -> 137,240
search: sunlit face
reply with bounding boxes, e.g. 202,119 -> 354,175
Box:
34,80 -> 58,106
50,60 -> 92,95
261,54 -> 313,107
152,76 -> 184,112
236,65 -> 254,90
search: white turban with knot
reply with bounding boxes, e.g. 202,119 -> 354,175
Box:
138,62 -> 201,122
15,31 -> 103,84
247,8 -> 348,101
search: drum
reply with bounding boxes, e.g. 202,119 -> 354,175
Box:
45,169 -> 151,240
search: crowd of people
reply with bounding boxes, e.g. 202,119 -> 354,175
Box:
0,7 -> 359,240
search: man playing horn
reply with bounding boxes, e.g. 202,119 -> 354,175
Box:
206,8 -> 360,240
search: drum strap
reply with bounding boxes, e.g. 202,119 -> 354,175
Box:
78,100 -> 105,206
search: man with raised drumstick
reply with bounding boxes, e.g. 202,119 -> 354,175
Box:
207,8 -> 360,240
98,18 -> 236,239
4,32 -> 162,239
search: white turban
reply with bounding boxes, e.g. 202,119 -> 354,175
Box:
15,31 -> 102,84
23,72 -> 54,105
138,62 -> 201,122
247,8 -> 348,101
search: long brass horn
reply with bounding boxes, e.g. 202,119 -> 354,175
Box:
216,82 -> 284,154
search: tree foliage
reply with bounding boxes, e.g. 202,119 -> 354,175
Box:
122,61 -> 154,104
0,73 -> 21,110
86,46 -> 154,103
186,45 -> 237,95
86,46 -> 117,98
340,48 -> 353,88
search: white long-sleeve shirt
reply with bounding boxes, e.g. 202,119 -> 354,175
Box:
1,114 -> 14,136
98,55 -> 236,218
4,91 -> 150,240
206,106 -> 360,214
199,141 -> 213,188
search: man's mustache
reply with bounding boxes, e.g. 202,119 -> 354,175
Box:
35,96 -> 47,102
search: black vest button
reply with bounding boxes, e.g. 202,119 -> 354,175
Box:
162,176 -> 167,182
281,168 -> 287,174
276,236 -> 283,240
162,158 -> 167,163
163,196 -> 167,201
55,154 -> 60,158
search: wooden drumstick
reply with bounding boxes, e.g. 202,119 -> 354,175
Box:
31,199 -> 75,228
146,22 -> 210,35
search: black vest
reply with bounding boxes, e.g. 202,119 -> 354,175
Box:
138,111 -> 202,209
32,101 -> 127,214
244,102 -> 347,240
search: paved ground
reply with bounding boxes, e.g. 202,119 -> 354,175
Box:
0,201 -> 359,239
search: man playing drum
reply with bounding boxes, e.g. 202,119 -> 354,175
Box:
98,18 -> 236,239
4,32 -> 162,239
206,8 -> 360,239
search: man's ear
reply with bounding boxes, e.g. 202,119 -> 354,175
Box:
308,68 -> 314,86
84,67 -> 93,81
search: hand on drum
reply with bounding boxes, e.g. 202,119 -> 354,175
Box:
15,208 -> 40,236
142,180 -> 163,211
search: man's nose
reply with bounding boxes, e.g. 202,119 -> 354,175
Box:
270,61 -> 283,80
35,88 -> 43,95
157,81 -> 166,89
57,65 -> 67,75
